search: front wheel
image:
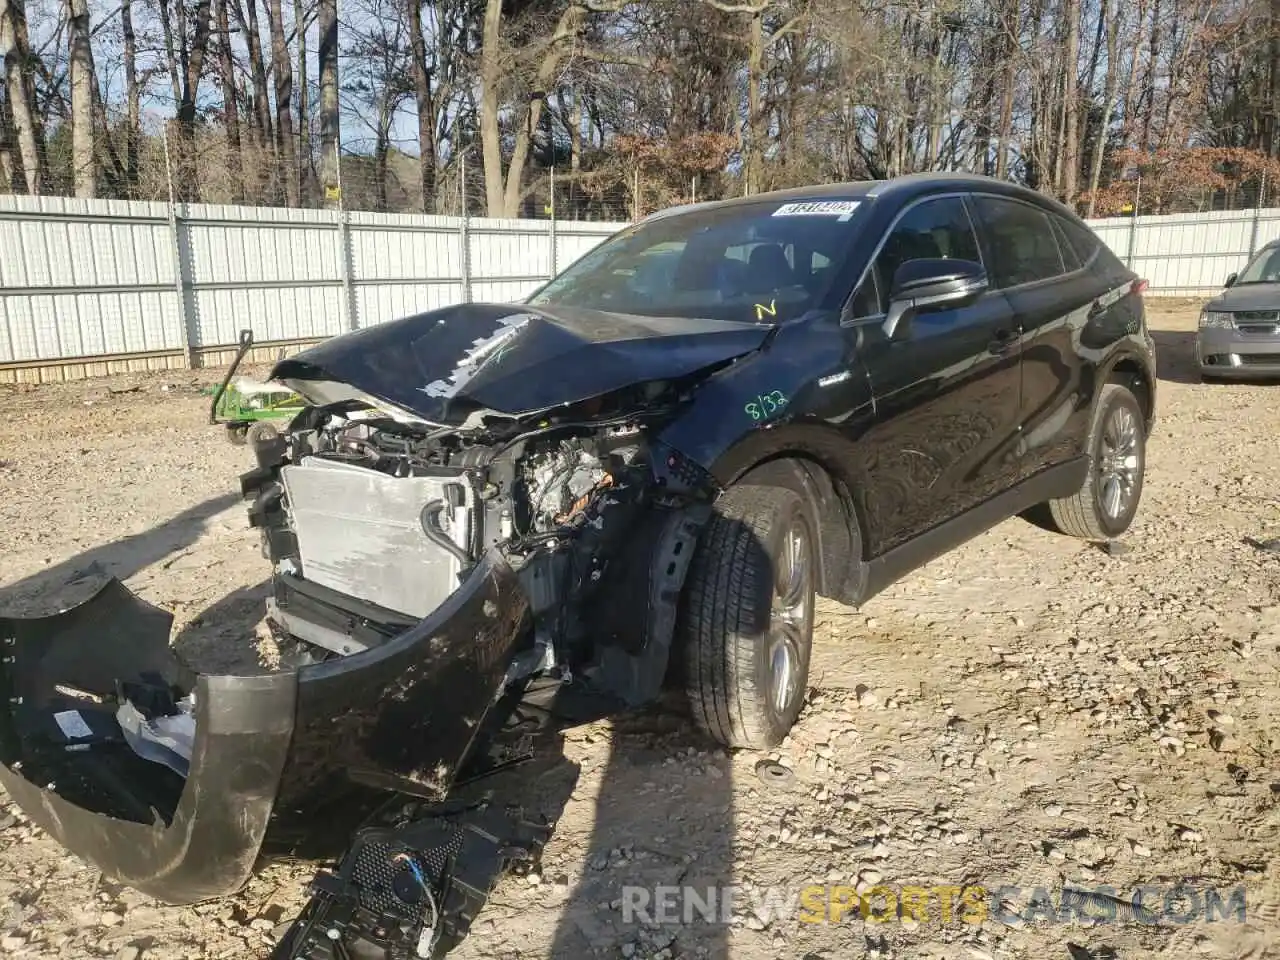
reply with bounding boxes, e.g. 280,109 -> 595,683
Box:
1042,382 -> 1146,540
677,484 -> 817,750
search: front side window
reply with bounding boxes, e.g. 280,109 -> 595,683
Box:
527,198 -> 869,323
852,196 -> 982,316
972,196 -> 1066,288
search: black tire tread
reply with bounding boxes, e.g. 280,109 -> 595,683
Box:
1045,383 -> 1141,540
680,484 -> 801,749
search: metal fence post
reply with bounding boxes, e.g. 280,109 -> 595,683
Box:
337,210 -> 357,332
167,202 -> 196,368
548,168 -> 558,280
459,215 -> 473,303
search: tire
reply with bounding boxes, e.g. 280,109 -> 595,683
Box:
678,484 -> 817,750
227,424 -> 248,446
246,421 -> 281,446
1042,383 -> 1146,540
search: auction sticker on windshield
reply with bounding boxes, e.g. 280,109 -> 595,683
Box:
772,200 -> 860,221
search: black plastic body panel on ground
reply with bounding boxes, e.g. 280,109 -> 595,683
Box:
0,552 -> 531,905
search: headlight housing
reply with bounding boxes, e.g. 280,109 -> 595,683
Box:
1199,311 -> 1234,330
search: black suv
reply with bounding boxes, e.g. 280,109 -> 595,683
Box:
0,174 -> 1156,912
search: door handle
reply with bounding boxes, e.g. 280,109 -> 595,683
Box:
988,329 -> 1017,354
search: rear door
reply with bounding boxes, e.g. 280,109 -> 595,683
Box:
848,194 -> 1023,555
968,194 -> 1120,479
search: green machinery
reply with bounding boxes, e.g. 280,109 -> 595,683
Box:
207,329 -> 306,445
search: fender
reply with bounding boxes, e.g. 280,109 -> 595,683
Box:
656,313 -> 879,606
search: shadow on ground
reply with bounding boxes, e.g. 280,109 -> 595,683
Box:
0,493 -> 241,616
171,579 -> 272,674
1150,328 -> 1199,384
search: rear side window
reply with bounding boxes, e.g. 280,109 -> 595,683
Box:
1056,215 -> 1102,267
972,196 -> 1066,288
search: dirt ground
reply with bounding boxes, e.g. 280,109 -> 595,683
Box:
1,299 -> 1278,960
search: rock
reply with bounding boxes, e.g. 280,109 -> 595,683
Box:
1178,828 -> 1203,843
1130,841 -> 1152,858
114,948 -> 141,960
99,911 -> 124,927
1210,731 -> 1239,752
871,766 -> 891,783
1044,803 -> 1064,817
2,935 -> 27,952
856,685 -> 879,708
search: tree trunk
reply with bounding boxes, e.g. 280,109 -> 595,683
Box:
480,0 -> 588,217
65,0 -> 95,197
174,0 -> 213,202
1270,0 -> 1280,155
745,9 -> 764,194
1061,0 -> 1081,205
995,0 -> 1016,178
1120,0 -> 1147,149
1086,1 -> 1121,217
1140,0 -> 1160,151
157,0 -> 183,111
0,83 -> 17,191
121,0 -> 140,190
479,0 -> 506,216
317,0 -> 339,205
267,0 -> 298,205
294,0 -> 309,195
408,0 -> 436,213
233,0 -> 273,145
214,0 -> 242,201
0,0 -> 45,193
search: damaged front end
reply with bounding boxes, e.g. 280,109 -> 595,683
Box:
0,302 -> 753,910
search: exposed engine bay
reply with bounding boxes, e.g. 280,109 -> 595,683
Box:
251,375 -> 706,700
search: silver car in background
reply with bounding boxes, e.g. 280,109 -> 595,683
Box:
1198,241 -> 1280,380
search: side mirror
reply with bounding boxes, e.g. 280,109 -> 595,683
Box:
1225,272 -> 1237,288
882,258 -> 988,341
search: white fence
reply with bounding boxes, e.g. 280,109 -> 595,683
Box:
1089,205 -> 1280,296
1,195 -> 1275,381
0,195 -> 619,383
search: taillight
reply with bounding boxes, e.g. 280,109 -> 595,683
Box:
1131,278 -> 1149,295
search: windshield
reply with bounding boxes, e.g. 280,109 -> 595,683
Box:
528,197 -> 868,323
1235,245 -> 1280,284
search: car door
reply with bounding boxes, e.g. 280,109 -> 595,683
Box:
845,194 -> 1023,556
968,194 -> 1101,480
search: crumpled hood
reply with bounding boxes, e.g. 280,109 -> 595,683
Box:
1207,283 -> 1280,312
271,302 -> 771,425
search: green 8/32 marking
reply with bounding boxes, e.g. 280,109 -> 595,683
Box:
745,390 -> 788,421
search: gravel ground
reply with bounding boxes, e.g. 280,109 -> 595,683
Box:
0,299 -> 1277,960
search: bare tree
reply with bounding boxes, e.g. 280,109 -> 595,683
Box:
407,0 -> 436,212
66,0 -> 97,197
0,0 -> 45,193
267,0 -> 300,204
121,0 -> 140,188
317,0 -> 339,205
295,0 -> 311,193
232,0 -> 275,145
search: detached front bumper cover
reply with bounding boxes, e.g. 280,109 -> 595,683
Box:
0,551 -> 529,905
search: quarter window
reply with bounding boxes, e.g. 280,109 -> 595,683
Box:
972,196 -> 1066,288
1055,214 -> 1102,268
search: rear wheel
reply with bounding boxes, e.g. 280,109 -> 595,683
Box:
1041,383 -> 1146,540
678,484 -> 816,749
